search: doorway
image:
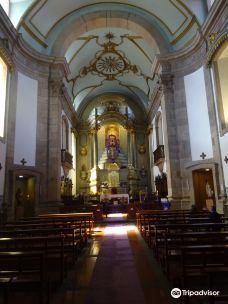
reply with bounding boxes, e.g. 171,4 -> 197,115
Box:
192,169 -> 215,210
15,175 -> 36,218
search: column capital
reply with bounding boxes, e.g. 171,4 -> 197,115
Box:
49,79 -> 63,97
71,127 -> 78,137
146,124 -> 153,135
159,73 -> 174,94
126,127 -> 136,134
89,126 -> 100,135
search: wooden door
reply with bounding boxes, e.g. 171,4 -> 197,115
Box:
192,169 -> 214,210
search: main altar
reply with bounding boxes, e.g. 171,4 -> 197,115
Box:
77,97 -> 150,200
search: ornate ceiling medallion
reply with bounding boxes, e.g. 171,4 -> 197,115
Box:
95,52 -> 125,77
68,32 -> 154,99
83,33 -> 138,80
69,33 -> 141,94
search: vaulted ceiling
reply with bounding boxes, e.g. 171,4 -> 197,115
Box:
6,0 -> 208,113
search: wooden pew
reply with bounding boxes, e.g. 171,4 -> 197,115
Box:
0,278 -> 11,304
0,251 -> 49,304
0,227 -> 81,263
179,244 -> 228,289
206,267 -> 228,303
161,231 -> 228,278
147,222 -> 228,254
0,235 -> 66,284
136,209 -> 211,232
38,213 -> 94,235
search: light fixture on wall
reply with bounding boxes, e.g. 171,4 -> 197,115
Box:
0,163 -> 2,170
224,156 -> 228,164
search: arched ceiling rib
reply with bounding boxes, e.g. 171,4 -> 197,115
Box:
78,93 -> 146,123
17,0 -> 202,53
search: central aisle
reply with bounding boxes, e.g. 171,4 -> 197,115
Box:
52,220 -> 173,304
85,225 -> 146,304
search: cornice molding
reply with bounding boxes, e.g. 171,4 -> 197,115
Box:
155,0 -> 227,66
205,28 -> 228,67
0,8 -> 70,78
157,30 -> 204,63
0,38 -> 14,70
201,0 -> 228,37
15,35 -> 70,76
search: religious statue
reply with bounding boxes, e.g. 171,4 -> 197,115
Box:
205,180 -> 214,211
106,134 -> 120,161
206,180 -> 214,198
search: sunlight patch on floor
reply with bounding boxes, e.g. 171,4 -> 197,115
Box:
107,213 -> 128,218
104,225 -> 137,235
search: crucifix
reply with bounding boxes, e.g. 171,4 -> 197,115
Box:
200,152 -> 206,160
224,156 -> 228,164
20,158 -> 27,166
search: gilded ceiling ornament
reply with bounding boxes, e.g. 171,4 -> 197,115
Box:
208,32 -> 218,44
67,32 -> 153,98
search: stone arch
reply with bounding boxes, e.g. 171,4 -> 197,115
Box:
51,10 -> 168,57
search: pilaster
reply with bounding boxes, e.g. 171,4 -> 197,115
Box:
160,72 -> 182,205
45,74 -> 62,204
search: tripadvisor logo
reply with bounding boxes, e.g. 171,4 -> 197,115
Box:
171,288 -> 220,298
171,288 -> 181,298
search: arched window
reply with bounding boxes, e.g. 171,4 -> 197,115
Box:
0,56 -> 8,138
213,40 -> 228,134
62,116 -> 69,150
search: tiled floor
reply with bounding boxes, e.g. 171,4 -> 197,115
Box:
52,220 -> 174,304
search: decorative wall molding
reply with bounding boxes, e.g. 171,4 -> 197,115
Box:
205,29 -> 228,66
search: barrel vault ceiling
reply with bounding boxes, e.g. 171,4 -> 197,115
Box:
6,0 -> 208,112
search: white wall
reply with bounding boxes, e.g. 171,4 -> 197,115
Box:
184,67 -> 213,161
14,72 -> 38,166
0,142 -> 6,197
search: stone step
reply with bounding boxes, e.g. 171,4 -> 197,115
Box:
98,149 -> 128,166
